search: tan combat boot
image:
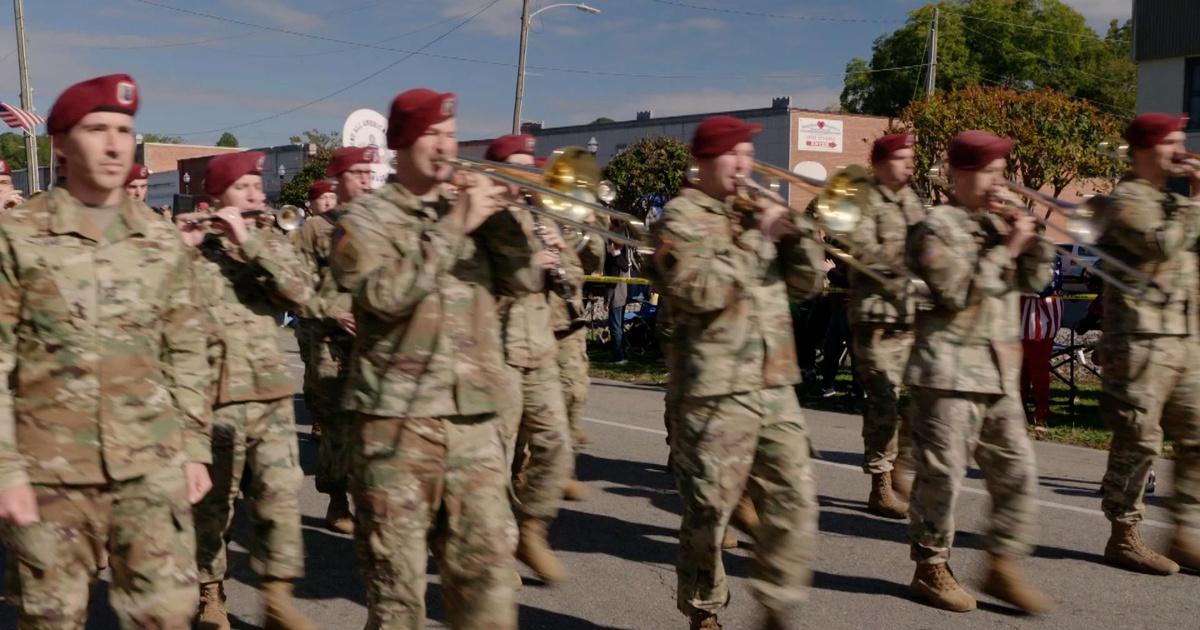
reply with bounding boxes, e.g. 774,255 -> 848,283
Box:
731,494 -> 760,539
1104,522 -> 1180,575
1167,528 -> 1200,572
562,479 -> 590,502
868,472 -> 909,520
910,563 -> 976,612
721,529 -> 738,549
196,581 -> 231,630
981,554 -> 1056,614
517,519 -> 567,583
891,459 -> 913,499
262,580 -> 316,630
324,493 -> 354,535
689,610 -> 722,630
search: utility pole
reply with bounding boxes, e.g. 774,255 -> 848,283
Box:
926,8 -> 939,98
511,0 -> 531,134
12,0 -> 39,193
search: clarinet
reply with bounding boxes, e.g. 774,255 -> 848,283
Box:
529,204 -> 587,336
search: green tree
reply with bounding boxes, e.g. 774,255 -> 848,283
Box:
140,133 -> 184,144
0,133 -> 52,170
279,148 -> 332,208
590,117 -> 615,125
841,0 -> 1135,118
601,136 -> 691,220
899,86 -> 1124,202
288,129 -> 341,152
216,132 -> 239,148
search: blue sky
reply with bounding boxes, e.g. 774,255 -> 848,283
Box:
0,0 -> 1130,147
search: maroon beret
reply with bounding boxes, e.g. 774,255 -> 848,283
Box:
947,130 -> 1014,172
126,162 -> 149,185
308,180 -> 336,201
386,88 -> 456,150
1124,112 -> 1187,149
47,74 -> 139,135
326,146 -> 378,177
0,159 -> 11,176
871,133 -> 915,163
485,134 -> 537,162
534,156 -> 548,168
204,151 -> 265,195
691,115 -> 762,159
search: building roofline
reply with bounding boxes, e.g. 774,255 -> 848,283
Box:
463,105 -> 891,144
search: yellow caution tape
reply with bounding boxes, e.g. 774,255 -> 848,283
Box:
584,275 -> 653,285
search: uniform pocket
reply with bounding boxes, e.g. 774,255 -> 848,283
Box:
358,414 -> 401,459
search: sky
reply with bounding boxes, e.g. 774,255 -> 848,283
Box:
0,0 -> 1132,148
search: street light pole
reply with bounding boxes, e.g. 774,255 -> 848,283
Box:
511,0 -> 532,134
12,0 -> 39,193
511,2 -> 600,135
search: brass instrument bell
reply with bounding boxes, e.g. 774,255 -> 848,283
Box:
814,164 -> 870,234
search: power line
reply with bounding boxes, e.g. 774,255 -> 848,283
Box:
949,9 -> 1129,42
164,0 -> 506,136
641,0 -> 903,24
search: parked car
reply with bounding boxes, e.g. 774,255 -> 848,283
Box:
1056,243 -> 1100,282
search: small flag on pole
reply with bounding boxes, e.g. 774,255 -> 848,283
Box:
0,102 -> 44,131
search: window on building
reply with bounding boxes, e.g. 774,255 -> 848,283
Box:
1187,57 -> 1200,131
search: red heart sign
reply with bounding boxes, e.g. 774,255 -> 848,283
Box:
817,121 -> 825,129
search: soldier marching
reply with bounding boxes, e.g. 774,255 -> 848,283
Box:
1,71 -> 1200,630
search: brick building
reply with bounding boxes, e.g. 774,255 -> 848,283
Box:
460,96 -> 893,208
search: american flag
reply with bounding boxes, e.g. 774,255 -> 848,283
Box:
1021,294 -> 1064,341
0,102 -> 44,131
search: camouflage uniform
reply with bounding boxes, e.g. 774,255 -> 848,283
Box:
551,229 -> 605,443
331,183 -> 537,629
843,182 -> 925,474
658,187 -> 824,617
1095,176 -> 1200,532
191,225 -> 314,584
0,189 -> 213,628
292,212 -> 355,496
903,204 -> 1053,564
496,207 -> 574,520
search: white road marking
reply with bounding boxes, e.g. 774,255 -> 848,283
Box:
583,416 -> 1173,531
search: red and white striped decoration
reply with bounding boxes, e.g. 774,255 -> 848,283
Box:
1021,294 -> 1064,341
0,102 -> 44,130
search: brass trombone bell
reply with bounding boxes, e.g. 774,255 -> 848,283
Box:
814,164 -> 871,234
274,205 -> 304,232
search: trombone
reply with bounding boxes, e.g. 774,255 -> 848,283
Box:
927,161 -> 1161,301
180,205 -> 304,233
442,147 -> 643,248
738,160 -> 922,298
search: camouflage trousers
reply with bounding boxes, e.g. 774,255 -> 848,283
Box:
1099,334 -> 1200,531
3,464 -> 198,629
556,328 -> 590,444
500,362 -> 573,521
672,386 -> 817,615
907,386 -> 1038,564
850,323 -> 913,474
194,398 -> 305,583
352,413 -> 518,630
300,323 -> 354,496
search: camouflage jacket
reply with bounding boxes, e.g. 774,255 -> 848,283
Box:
194,225 -> 315,405
904,204 -> 1054,395
658,187 -> 824,398
548,221 -> 603,332
293,212 -> 354,327
494,207 -> 566,369
0,188 -> 213,489
1095,176 -> 1200,336
331,182 -> 538,418
844,181 -> 925,326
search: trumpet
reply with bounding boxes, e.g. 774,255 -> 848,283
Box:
442,147 -> 643,247
181,205 -> 304,233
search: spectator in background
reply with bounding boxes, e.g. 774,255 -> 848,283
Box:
820,256 -> 858,398
1020,261 -> 1064,437
606,231 -> 633,364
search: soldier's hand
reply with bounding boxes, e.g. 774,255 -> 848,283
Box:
533,249 -> 560,271
1,190 -> 24,211
758,203 -> 798,241
0,484 -> 39,526
214,207 -> 251,245
335,312 -> 357,336
1006,214 -> 1038,257
184,462 -> 213,504
175,214 -> 208,247
540,223 -> 567,251
453,174 -> 506,234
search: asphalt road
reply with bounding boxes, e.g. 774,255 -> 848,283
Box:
2,338 -> 1194,629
